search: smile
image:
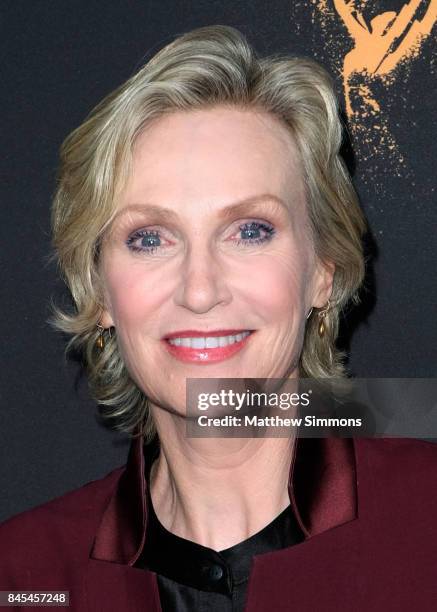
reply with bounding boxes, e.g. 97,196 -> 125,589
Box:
162,330 -> 255,363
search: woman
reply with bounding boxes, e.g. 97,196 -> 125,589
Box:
1,24 -> 437,612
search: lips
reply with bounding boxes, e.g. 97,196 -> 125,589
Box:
162,330 -> 255,364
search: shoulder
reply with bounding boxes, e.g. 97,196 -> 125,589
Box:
356,436 -> 437,470
355,437 -> 437,506
0,465 -> 125,573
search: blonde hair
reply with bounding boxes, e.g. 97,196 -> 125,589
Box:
51,25 -> 368,443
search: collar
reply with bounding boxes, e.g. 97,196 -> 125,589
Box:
136,489 -> 302,594
90,432 -> 357,565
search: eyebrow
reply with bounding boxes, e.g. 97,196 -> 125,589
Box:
111,194 -> 289,226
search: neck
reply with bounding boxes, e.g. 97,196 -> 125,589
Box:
148,407 -> 295,551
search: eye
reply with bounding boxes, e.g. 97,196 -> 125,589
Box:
233,221 -> 276,246
126,229 -> 166,254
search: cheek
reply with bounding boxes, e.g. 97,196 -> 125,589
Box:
240,251 -> 309,319
103,261 -> 165,329
102,261 -> 167,388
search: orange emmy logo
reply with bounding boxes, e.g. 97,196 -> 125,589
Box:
333,0 -> 437,118
305,0 -> 437,175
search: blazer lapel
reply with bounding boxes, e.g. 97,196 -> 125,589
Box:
90,431 -> 149,565
244,438 -> 365,611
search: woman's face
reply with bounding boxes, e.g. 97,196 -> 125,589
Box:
100,107 -> 334,414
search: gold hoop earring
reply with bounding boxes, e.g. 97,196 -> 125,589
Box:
318,299 -> 331,338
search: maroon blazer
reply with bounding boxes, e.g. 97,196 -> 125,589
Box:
1,434 -> 437,611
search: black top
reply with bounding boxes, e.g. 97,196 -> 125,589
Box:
135,448 -> 305,611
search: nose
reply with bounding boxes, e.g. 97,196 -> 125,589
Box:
173,244 -> 232,314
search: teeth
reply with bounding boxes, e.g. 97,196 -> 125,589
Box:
191,337 -> 206,349
168,331 -> 251,348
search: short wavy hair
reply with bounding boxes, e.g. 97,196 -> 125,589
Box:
50,24 -> 368,443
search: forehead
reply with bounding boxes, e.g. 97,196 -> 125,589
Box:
120,106 -> 306,217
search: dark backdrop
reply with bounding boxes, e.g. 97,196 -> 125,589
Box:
1,1 -> 436,523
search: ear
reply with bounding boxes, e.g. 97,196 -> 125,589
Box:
100,308 -> 115,328
310,258 -> 336,309
98,288 -> 115,328
97,270 -> 115,328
